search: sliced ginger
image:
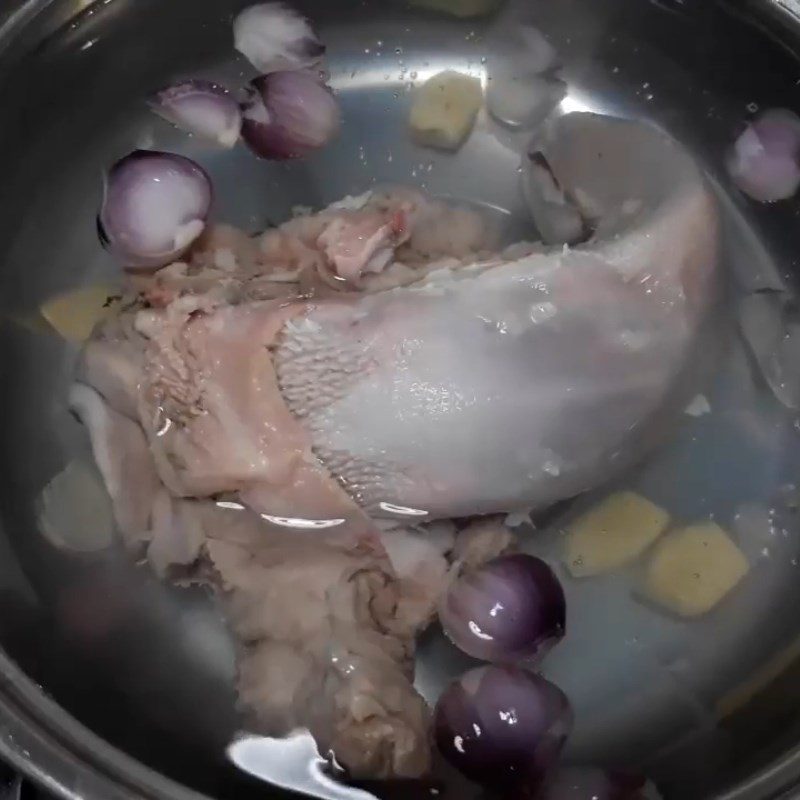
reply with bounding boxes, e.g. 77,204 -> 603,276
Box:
564,491 -> 670,577
642,522 -> 749,618
410,70 -> 483,151
40,285 -> 119,342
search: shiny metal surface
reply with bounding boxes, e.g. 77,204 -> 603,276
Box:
1,0 -> 800,798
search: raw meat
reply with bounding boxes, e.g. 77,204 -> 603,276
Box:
277,113 -> 719,519
71,113 -> 719,780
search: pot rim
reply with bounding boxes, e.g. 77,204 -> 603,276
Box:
0,644 -> 212,799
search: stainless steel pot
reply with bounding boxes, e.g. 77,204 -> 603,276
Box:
1,0 -> 800,798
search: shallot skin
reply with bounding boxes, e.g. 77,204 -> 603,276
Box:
727,109 -> 800,203
149,80 -> 242,148
439,554 -> 566,662
233,2 -> 326,75
434,666 -> 573,791
98,150 -> 212,270
241,71 -> 340,160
